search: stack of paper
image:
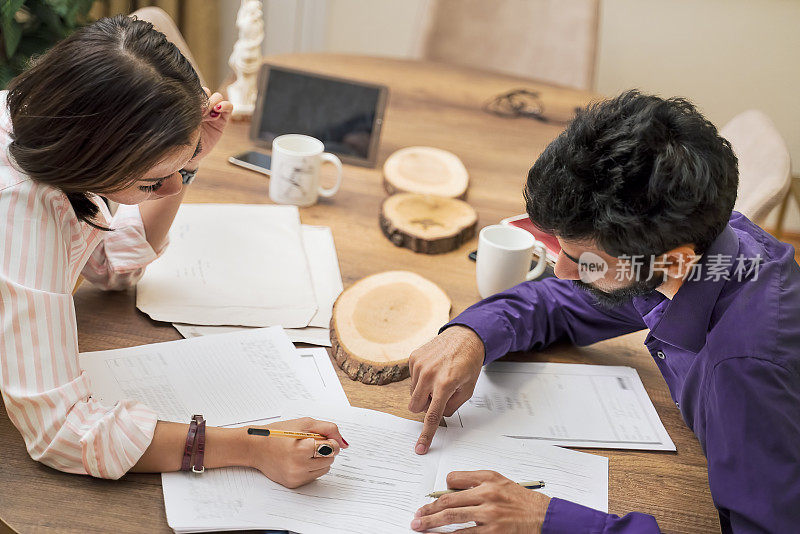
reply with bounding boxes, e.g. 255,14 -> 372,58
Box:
162,405 -> 609,534
79,327 -> 349,426
136,204 -> 343,346
78,329 -> 617,534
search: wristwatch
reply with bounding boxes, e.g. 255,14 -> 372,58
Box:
179,168 -> 198,185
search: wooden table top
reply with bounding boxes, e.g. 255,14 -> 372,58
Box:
0,54 -> 719,533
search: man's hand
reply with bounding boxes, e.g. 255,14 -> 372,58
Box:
411,471 -> 551,533
408,325 -> 484,454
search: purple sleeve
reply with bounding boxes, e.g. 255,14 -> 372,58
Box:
443,277 -> 646,363
703,357 -> 800,532
542,498 -> 660,534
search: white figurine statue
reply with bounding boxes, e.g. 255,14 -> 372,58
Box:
227,0 -> 264,118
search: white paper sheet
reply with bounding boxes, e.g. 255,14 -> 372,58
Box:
294,348 -> 349,408
213,348 -> 350,429
301,225 -> 343,328
438,429 -> 608,512
162,405 -> 609,534
79,328 -> 330,426
173,323 -> 331,347
444,361 -> 675,451
170,224 -> 342,345
136,204 -> 318,328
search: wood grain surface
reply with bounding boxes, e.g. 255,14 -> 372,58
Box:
0,54 -> 719,533
379,194 -> 478,254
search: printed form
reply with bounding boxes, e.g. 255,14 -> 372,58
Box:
445,361 -> 675,451
162,405 -> 608,534
79,328 -> 348,426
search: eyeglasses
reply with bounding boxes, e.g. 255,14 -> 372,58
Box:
483,89 -> 579,124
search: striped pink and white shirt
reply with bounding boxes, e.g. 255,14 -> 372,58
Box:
0,90 -> 160,479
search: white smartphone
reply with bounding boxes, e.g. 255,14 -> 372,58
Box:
228,150 -> 271,176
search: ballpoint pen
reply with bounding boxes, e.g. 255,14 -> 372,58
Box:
246,427 -> 326,440
427,480 -> 545,499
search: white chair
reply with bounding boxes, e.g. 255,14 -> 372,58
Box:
413,0 -> 600,90
720,110 -> 791,226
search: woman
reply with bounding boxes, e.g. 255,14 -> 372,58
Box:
0,12 -> 346,485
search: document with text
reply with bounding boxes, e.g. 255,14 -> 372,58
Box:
79,328 -> 347,426
136,204 -> 318,328
444,361 -> 675,451
162,405 -> 608,534
171,224 -> 343,345
173,323 -> 332,347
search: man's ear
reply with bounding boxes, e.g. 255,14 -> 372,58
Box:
661,245 -> 700,279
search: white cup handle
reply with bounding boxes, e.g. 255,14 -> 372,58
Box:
526,242 -> 548,281
318,152 -> 343,198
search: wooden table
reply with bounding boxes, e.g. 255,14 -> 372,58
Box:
0,54 -> 719,533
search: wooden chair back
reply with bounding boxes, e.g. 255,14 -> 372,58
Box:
721,110 -> 791,225
415,0 -> 600,90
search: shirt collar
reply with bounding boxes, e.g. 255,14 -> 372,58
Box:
633,224 -> 739,353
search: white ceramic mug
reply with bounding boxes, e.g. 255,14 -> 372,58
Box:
476,224 -> 548,298
269,134 -> 343,206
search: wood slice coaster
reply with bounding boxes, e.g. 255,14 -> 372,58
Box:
380,193 -> 478,254
330,271 -> 451,385
383,146 -> 469,199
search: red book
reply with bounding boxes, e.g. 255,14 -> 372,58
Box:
500,214 -> 561,265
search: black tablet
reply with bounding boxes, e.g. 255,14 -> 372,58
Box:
250,64 -> 389,168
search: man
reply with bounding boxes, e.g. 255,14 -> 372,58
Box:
408,91 -> 800,533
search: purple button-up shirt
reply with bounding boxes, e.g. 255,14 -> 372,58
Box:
446,212 -> 800,533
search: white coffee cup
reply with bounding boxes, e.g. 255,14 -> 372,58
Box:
476,224 -> 548,298
269,134 -> 343,206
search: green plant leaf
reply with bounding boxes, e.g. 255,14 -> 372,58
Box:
0,62 -> 16,89
0,0 -> 26,22
43,0 -> 70,18
65,0 -> 95,26
17,29 -> 53,59
29,1 -> 68,38
2,18 -> 23,59
1,0 -> 97,84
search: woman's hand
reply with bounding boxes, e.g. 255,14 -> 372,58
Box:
184,87 -> 234,170
412,471 -> 551,533
247,417 -> 348,488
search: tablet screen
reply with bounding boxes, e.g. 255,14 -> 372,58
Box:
254,67 -> 386,165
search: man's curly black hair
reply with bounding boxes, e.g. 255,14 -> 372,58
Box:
524,90 -> 739,257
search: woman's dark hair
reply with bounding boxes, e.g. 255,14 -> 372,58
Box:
524,90 -> 739,257
6,15 -> 206,226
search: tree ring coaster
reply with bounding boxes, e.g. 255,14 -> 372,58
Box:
383,146 -> 469,199
329,271 -> 451,385
380,193 -> 477,254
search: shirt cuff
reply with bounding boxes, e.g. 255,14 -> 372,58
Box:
541,498 -> 608,534
107,204 -> 167,269
440,309 -> 514,364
